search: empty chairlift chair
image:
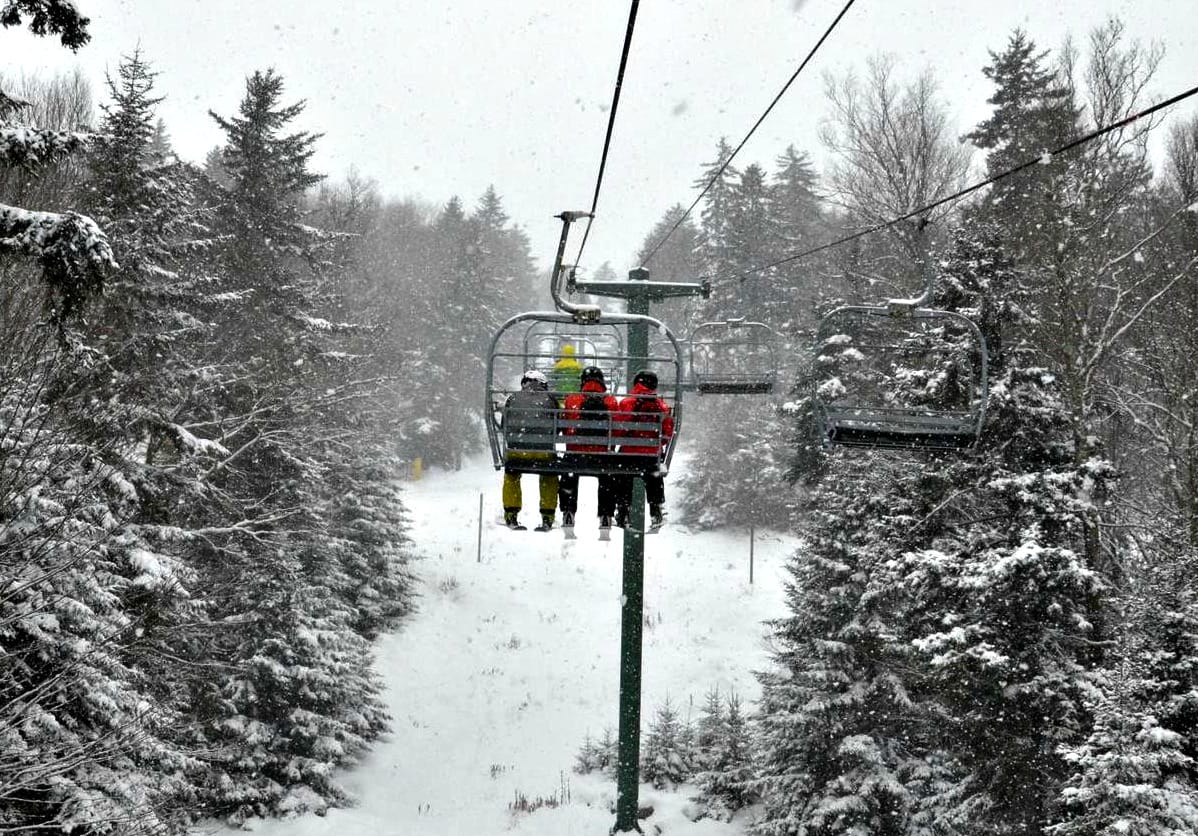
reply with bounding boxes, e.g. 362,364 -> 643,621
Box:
812,305 -> 988,450
687,318 -> 780,395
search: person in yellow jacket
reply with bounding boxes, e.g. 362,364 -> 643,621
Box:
548,343 -> 583,402
501,370 -> 560,531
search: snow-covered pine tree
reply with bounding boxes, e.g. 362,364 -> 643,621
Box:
752,448 -> 952,836
575,733 -> 602,775
693,687 -> 726,771
193,68 -> 390,820
304,173 -> 415,641
895,218 -> 1112,832
695,692 -> 757,819
599,726 -> 619,778
641,698 -> 692,789
0,37 -> 202,833
961,29 -> 1080,267
0,298 -> 194,834
768,144 -> 826,333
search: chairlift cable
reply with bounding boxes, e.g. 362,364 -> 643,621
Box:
728,81 -> 1198,285
573,0 -> 642,270
640,0 -> 858,268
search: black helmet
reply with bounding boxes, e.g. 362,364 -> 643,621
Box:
580,366 -> 606,387
633,369 -> 658,391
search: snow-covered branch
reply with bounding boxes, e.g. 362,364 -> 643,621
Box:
0,202 -> 117,318
0,125 -> 91,169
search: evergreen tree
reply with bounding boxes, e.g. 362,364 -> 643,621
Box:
695,137 -> 740,278
695,692 -> 757,818
641,699 -> 691,789
0,43 -> 191,835
1052,685 -> 1198,834
694,687 -> 726,770
963,30 -> 1080,264
679,161 -> 796,530
769,144 -> 826,330
756,217 -> 1115,834
575,733 -> 602,775
195,68 -> 391,819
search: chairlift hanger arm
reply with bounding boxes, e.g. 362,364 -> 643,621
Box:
886,219 -> 935,314
550,211 -> 600,322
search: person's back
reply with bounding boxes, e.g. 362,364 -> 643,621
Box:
504,386 -> 558,453
558,366 -> 620,537
563,377 -> 618,453
618,379 -> 674,457
550,344 -> 583,399
615,369 -> 671,529
501,370 -> 560,532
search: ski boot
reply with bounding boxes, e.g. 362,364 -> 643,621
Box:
504,511 -> 526,531
534,513 -> 554,532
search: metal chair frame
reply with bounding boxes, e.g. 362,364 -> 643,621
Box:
813,304 -> 989,450
522,321 -> 626,392
687,318 -> 780,395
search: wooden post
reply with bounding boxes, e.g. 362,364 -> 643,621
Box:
477,492 -> 484,563
749,525 -> 755,585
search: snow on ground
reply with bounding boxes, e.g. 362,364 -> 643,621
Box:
236,457 -> 795,836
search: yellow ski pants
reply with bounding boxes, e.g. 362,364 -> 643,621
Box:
502,452 -> 559,516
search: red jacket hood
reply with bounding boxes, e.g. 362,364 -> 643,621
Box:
631,382 -> 656,396
581,379 -> 607,393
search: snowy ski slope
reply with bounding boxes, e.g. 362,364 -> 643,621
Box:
235,459 -> 795,835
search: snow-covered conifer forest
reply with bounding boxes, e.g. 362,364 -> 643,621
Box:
4,1 -> 1198,833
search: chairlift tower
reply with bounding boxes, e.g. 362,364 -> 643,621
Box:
571,264 -> 708,833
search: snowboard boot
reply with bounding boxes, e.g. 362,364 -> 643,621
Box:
598,515 -> 613,541
562,511 -> 576,539
534,513 -> 554,532
504,510 -> 526,531
649,504 -> 665,530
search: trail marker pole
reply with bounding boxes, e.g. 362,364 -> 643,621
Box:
571,267 -> 707,833
750,525 -> 755,585
477,492 -> 484,563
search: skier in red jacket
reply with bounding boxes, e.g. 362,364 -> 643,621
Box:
559,366 -> 621,535
615,369 -> 673,530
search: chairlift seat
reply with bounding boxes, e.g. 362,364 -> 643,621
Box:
821,405 -> 978,450
695,376 -> 776,395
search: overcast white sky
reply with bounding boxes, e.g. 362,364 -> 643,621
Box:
5,0 -> 1197,276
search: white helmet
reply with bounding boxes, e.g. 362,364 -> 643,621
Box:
521,369 -> 549,389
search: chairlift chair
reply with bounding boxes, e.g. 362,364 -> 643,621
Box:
688,318 -> 780,394
487,312 -> 684,477
484,210 -> 685,478
813,305 -> 988,450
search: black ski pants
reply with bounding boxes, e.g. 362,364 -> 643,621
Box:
558,459 -> 618,517
614,455 -> 665,515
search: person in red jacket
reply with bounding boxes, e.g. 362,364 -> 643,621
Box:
559,366 -> 620,534
615,369 -> 674,529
